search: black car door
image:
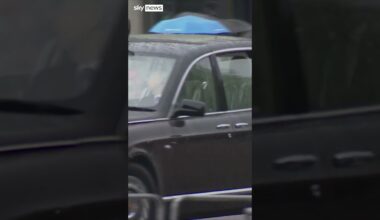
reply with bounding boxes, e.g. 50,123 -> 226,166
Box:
253,0 -> 326,218
213,50 -> 253,189
163,55 -> 240,195
304,109 -> 380,220
255,0 -> 380,219
289,0 -> 380,218
253,117 -> 325,220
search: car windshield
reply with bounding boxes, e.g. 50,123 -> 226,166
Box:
0,0 -> 123,102
128,55 -> 176,108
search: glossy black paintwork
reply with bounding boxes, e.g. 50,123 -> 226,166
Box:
254,0 -> 380,219
128,35 -> 252,199
253,110 -> 380,220
0,4 -> 127,219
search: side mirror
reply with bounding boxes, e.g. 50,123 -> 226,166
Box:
172,99 -> 206,118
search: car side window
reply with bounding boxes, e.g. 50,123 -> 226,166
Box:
177,57 -> 218,113
216,51 -> 252,110
292,0 -> 380,111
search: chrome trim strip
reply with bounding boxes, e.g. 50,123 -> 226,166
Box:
169,47 -> 252,117
0,135 -> 125,153
254,105 -> 380,125
128,109 -> 252,124
162,187 -> 252,201
128,118 -> 169,124
206,108 -> 252,116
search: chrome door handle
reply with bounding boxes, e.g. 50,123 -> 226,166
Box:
333,151 -> 375,167
216,124 -> 231,129
235,122 -> 249,128
273,155 -> 318,171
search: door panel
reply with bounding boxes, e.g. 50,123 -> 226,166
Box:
254,110 -> 380,220
214,50 -> 253,189
229,110 -> 252,188
165,114 -> 236,195
255,0 -> 380,218
253,117 -> 325,220
162,55 -> 237,195
309,111 -> 380,220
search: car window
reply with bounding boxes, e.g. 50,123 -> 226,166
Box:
128,55 -> 176,108
0,0 -> 124,102
292,0 -> 380,111
216,51 -> 252,110
177,57 -> 218,113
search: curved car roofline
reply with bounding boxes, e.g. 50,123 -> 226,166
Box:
129,34 -> 251,59
129,34 -> 251,45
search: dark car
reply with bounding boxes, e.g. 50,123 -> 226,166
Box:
255,0 -> 380,219
0,1 -> 127,219
128,34 -> 252,219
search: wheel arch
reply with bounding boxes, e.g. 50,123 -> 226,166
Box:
129,150 -> 162,194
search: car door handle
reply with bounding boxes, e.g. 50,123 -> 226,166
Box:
333,151 -> 375,168
235,122 -> 249,128
216,124 -> 231,129
273,155 -> 318,171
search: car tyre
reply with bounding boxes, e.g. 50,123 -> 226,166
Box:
128,163 -> 156,220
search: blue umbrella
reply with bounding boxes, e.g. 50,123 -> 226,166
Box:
149,15 -> 231,35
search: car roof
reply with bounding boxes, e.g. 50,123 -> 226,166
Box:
129,34 -> 251,57
130,34 -> 250,44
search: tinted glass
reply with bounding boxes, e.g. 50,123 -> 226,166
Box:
0,0 -> 123,101
128,55 -> 176,107
177,57 -> 218,112
292,0 -> 380,110
217,51 -> 252,110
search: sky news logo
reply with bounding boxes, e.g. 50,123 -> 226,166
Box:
134,4 -> 164,12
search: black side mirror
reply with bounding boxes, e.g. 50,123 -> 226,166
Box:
172,99 -> 206,118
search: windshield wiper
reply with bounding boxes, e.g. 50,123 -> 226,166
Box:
128,106 -> 155,112
0,99 -> 82,115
